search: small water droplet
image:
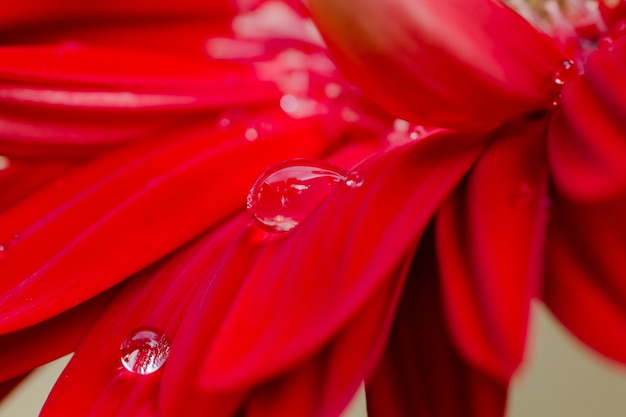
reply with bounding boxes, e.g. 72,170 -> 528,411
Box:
247,159 -> 360,232
344,171 -> 364,188
0,245 -> 6,261
120,327 -> 170,375
552,60 -> 577,86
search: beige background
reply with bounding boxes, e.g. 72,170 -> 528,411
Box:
1,304 -> 625,416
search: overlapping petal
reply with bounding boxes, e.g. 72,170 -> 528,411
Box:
366,228 -> 508,417
310,0 -> 566,131
0,45 -> 280,157
0,111 -> 333,334
190,130 -> 486,392
40,215 -> 251,417
436,118 -> 549,382
546,36 -> 626,364
549,37 -> 626,201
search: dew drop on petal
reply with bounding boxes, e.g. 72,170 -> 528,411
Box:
247,159 -> 360,232
552,60 -> 577,86
0,245 -> 6,261
120,327 -> 170,375
344,171 -> 364,188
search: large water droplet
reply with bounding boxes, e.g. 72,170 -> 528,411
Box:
247,159 -> 361,232
120,327 -> 170,375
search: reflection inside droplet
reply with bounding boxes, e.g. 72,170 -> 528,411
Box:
247,158 -> 362,232
120,327 -> 170,375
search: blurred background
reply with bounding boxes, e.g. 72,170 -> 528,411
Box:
1,303 -> 625,416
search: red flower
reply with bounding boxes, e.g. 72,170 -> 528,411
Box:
0,0 -> 625,416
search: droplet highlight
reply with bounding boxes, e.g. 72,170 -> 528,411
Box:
120,327 -> 171,375
247,159 -> 362,232
552,60 -> 577,86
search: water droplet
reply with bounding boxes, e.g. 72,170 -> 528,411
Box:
120,327 -> 170,375
0,245 -> 6,261
552,60 -> 577,86
0,155 -> 9,171
344,171 -> 364,188
247,159 -> 361,232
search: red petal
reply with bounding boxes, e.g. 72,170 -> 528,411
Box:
310,0 -> 566,131
40,215 -> 250,417
0,290 -> 115,383
238,253 -> 412,417
0,111 -> 333,334
0,45 -> 280,157
367,229 -> 509,417
196,130 -> 486,391
545,195 -> 626,364
549,38 -> 626,201
435,118 -> 549,382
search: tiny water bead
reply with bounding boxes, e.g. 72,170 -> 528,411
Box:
247,159 -> 363,232
120,327 -> 171,375
550,59 -> 578,107
552,60 -> 577,86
